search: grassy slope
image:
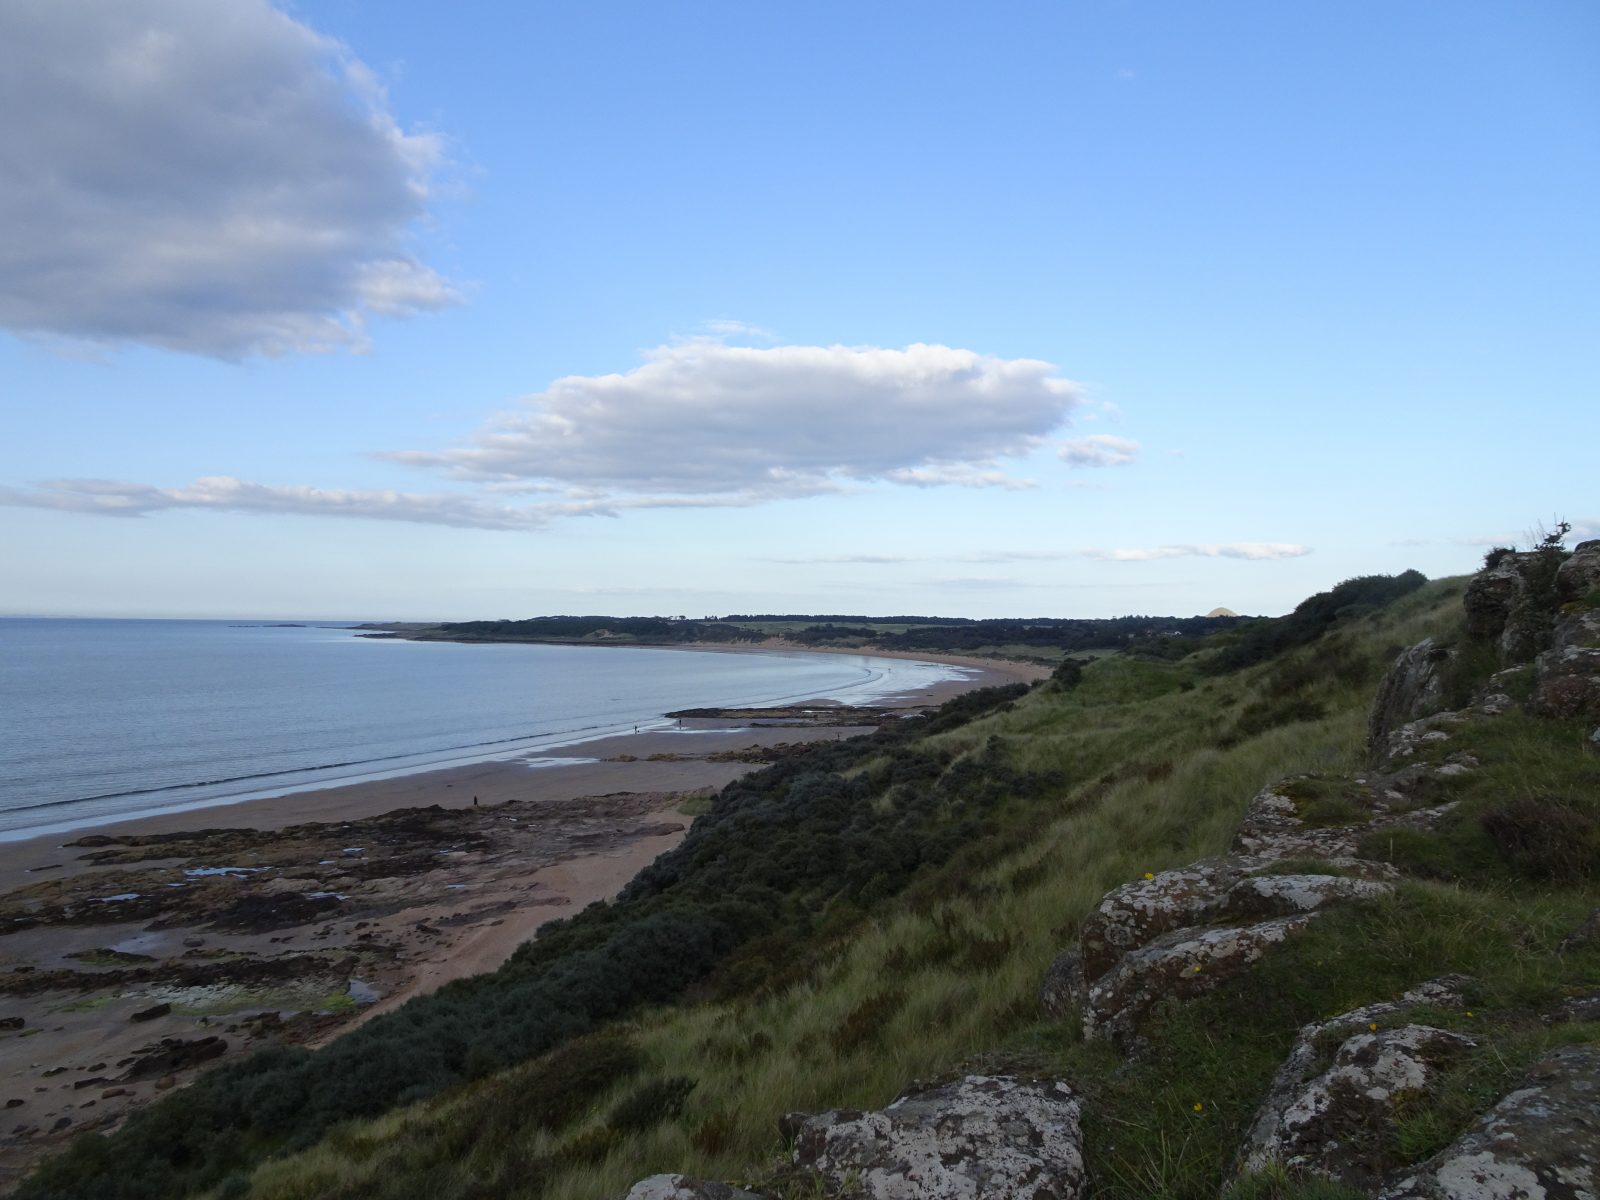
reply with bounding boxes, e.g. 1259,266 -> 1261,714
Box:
124,577 -> 1600,1198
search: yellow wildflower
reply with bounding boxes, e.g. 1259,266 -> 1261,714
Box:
1192,1102 -> 1204,1112
1143,872 -> 1154,880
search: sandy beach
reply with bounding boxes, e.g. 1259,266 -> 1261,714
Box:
0,648 -> 1043,1187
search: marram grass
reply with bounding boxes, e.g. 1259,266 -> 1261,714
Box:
211,576 -> 1593,1198
227,582 -> 1509,1200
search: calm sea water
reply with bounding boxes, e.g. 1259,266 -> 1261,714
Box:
0,619 -> 968,842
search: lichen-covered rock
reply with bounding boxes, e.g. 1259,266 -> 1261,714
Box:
1240,1024 -> 1476,1190
1465,556 -> 1528,644
1082,915 -> 1317,1046
1463,548 -> 1572,664
1529,644 -> 1600,721
1237,979 -> 1473,1183
1077,856 -> 1391,982
1225,871 -> 1393,918
786,1075 -> 1085,1200
1233,782 -> 1370,858
622,1176 -> 768,1200
1232,777 -> 1456,859
1547,991 -> 1600,1025
1552,609 -> 1600,652
1376,711 -> 1467,771
1039,948 -> 1086,1019
1560,908 -> 1600,953
1378,1043 -> 1600,1199
1077,857 -> 1264,979
1555,539 -> 1600,604
1371,639 -> 1454,752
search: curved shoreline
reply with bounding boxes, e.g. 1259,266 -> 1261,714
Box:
0,646 -> 1039,863
3,642 -> 1031,848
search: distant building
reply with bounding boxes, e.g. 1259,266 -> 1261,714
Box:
1206,606 -> 1241,618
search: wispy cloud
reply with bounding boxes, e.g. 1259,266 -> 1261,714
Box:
768,549 -> 1075,566
701,319 -> 775,340
920,576 -> 1049,590
1083,543 -> 1312,562
0,0 -> 457,358
768,554 -> 916,565
1059,434 -> 1139,467
0,476 -> 802,531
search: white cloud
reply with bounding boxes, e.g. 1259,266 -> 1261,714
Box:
0,0 -> 457,358
921,577 -> 1049,590
0,477 -> 566,530
0,474 -> 844,530
701,319 -> 776,340
1083,543 -> 1312,562
1059,434 -> 1139,467
883,466 -> 1036,490
769,554 -> 915,565
3,336 -> 1088,531
385,339 -> 1082,499
768,549 -> 1074,566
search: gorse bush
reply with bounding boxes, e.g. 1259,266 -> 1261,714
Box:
1205,570 -> 1427,674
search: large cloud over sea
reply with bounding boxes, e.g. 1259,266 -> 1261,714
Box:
384,339 -> 1082,497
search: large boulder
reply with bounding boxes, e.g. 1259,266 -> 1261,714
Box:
1463,549 -> 1568,664
1077,856 -> 1391,981
1552,609 -> 1600,652
1370,639 -> 1453,751
1378,1043 -> 1600,1199
1240,1024 -> 1476,1189
785,1075 -> 1085,1200
1238,978 -> 1474,1186
1464,555 -> 1527,643
1375,711 -> 1464,770
1039,949 -> 1087,1019
623,1178 -> 767,1200
1232,777 -> 1458,859
1081,915 -> 1318,1047
1529,644 -> 1600,721
1555,539 -> 1600,603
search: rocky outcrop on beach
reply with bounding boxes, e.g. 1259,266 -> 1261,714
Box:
0,790 -> 692,1188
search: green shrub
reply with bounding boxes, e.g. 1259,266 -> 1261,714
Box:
608,1076 -> 697,1133
1480,796 -> 1600,882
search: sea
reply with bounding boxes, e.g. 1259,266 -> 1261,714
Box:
0,619 -> 971,843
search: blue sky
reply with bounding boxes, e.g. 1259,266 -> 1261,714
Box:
1,0 -> 1595,620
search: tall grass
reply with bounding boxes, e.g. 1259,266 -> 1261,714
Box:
227,582 -> 1504,1200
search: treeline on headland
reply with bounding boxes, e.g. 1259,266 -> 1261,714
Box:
390,576 -> 1428,668
395,610 -> 1258,663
